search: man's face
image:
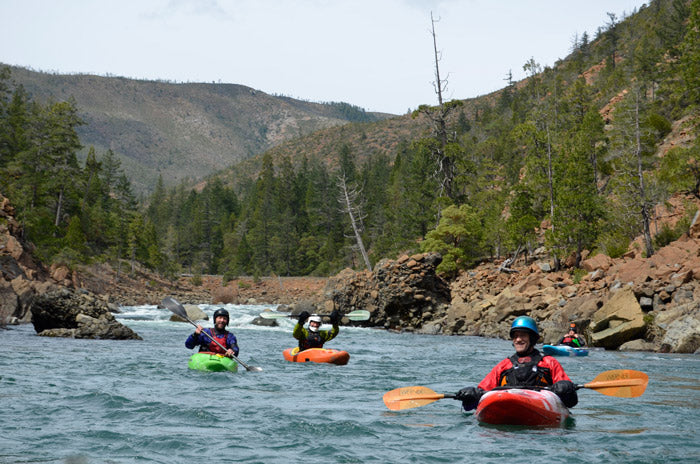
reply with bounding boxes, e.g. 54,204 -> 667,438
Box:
511,329 -> 532,355
215,316 -> 228,329
309,320 -> 321,331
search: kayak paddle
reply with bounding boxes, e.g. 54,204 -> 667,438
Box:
161,297 -> 263,372
383,386 -> 456,411
577,369 -> 648,398
258,309 -> 370,321
382,369 -> 648,411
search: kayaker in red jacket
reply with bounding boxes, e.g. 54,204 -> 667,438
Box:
293,310 -> 340,350
455,316 -> 578,410
185,308 -> 239,357
557,323 -> 586,347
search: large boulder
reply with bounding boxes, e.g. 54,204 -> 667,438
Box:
660,312 -> 700,353
319,252 -> 451,332
30,288 -> 141,340
590,287 -> 646,349
169,304 -> 208,322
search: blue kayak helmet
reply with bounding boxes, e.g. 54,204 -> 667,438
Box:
213,308 -> 229,326
510,316 -> 539,342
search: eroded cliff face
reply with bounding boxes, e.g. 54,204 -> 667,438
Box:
0,194 -> 140,339
0,194 -> 56,325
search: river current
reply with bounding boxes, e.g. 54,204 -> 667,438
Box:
1,303 -> 698,463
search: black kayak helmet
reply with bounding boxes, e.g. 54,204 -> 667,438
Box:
213,308 -> 230,326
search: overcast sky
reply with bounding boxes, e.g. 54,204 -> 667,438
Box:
1,0 -> 649,115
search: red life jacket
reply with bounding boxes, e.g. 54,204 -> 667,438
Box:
199,329 -> 229,355
498,350 -> 553,387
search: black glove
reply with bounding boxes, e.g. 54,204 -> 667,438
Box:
550,380 -> 578,408
330,309 -> 341,325
454,386 -> 484,411
298,311 -> 310,324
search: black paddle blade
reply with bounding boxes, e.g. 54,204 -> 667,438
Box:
161,296 -> 188,320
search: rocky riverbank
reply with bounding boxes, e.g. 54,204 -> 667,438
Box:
2,190 -> 699,353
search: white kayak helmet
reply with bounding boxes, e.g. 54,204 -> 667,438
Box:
308,315 -> 322,332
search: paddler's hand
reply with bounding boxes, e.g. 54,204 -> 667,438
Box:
195,325 -> 203,335
551,380 -> 578,408
298,311 -> 310,324
225,348 -> 235,358
330,309 -> 341,325
455,386 -> 484,411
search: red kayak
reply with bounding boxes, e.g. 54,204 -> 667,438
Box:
282,347 -> 350,365
475,388 -> 570,426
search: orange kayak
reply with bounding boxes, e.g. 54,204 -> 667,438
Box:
475,388 -> 570,427
282,347 -> 350,365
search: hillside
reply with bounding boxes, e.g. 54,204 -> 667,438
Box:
4,65 -> 392,194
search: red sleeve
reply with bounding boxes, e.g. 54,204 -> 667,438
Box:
478,358 -> 513,391
541,356 -> 572,383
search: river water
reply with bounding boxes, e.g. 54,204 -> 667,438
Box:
1,303 -> 699,463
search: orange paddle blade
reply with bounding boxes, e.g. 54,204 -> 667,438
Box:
383,386 -> 446,411
583,369 -> 648,398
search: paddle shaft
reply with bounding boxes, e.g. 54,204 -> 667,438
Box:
259,309 -> 370,321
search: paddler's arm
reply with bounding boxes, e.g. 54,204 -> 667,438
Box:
227,333 -> 240,356
477,358 -> 511,391
185,325 -> 204,349
322,309 -> 340,342
321,324 -> 339,342
292,323 -> 307,341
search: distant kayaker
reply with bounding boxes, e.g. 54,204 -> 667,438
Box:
557,323 -> 586,347
294,310 -> 341,350
455,316 -> 578,410
185,308 -> 239,358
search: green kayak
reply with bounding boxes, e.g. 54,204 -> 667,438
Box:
188,352 -> 238,373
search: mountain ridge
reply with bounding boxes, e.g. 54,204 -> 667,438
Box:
4,64 -> 392,194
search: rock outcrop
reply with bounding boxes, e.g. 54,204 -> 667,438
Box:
317,252 -> 451,334
30,289 -> 141,340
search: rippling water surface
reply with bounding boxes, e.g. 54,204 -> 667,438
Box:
1,303 -> 699,463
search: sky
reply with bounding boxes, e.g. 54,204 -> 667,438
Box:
1,0 -> 650,115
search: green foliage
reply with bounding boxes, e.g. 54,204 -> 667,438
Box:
419,204 -> 483,277
646,112 -> 672,138
658,143 -> 700,196
654,204 -> 697,248
597,229 -> 632,259
571,268 -> 588,284
190,273 -> 202,286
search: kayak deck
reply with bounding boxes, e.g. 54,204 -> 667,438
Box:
283,347 -> 350,365
188,351 -> 238,373
475,388 -> 570,427
543,344 -> 589,357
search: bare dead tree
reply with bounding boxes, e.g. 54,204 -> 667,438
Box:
337,173 -> 372,271
415,12 -> 463,219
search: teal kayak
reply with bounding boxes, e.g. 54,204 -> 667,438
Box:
542,344 -> 589,357
188,352 -> 238,372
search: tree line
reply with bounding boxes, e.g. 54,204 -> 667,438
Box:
1,0 -> 698,282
